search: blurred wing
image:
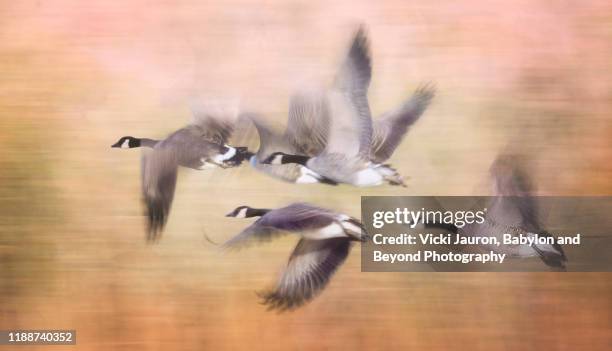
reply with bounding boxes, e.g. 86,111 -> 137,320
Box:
326,26 -> 373,158
490,155 -> 541,232
285,90 -> 330,156
260,238 -> 351,311
229,112 -> 260,150
513,196 -> 541,232
370,84 -> 435,163
249,115 -> 295,159
256,203 -> 336,232
190,105 -> 235,144
141,148 -> 178,242
221,203 -> 335,250
221,224 -> 288,251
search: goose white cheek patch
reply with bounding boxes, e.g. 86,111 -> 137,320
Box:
121,139 -> 131,148
213,146 -> 237,163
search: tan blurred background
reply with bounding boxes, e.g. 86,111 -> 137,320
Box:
1,1 -> 611,350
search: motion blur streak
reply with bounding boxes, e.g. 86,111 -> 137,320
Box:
1,1 -> 611,350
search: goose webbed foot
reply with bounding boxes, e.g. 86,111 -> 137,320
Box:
388,178 -> 407,187
384,175 -> 407,187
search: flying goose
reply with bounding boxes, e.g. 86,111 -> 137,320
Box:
247,82 -> 433,185
112,111 -> 253,241
242,109 -> 338,185
425,154 -> 567,270
262,27 -> 432,186
224,203 -> 367,311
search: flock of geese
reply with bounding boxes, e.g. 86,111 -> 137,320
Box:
112,26 -> 567,311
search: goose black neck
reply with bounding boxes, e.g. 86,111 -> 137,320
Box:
228,148 -> 255,164
247,208 -> 271,217
283,154 -> 310,166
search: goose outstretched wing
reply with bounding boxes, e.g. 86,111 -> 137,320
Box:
248,115 -> 295,159
285,90 -> 330,156
190,105 -> 236,144
325,26 -> 373,159
222,203 -> 337,250
260,237 -> 351,311
256,203 -> 336,231
370,84 -> 435,163
141,148 -> 178,242
220,224 -> 288,251
490,154 -> 541,232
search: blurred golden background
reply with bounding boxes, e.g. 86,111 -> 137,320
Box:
1,0 -> 611,350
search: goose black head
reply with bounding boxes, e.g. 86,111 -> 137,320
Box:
262,152 -> 285,165
111,136 -> 141,149
233,147 -> 256,164
261,152 -> 310,166
226,206 -> 269,218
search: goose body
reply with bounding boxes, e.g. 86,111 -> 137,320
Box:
112,112 -> 253,241
262,27 -> 434,187
224,203 -> 367,310
427,216 -> 567,270
425,155 -> 567,270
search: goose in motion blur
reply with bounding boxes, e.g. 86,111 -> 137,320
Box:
242,109 -> 338,185
425,154 -> 567,270
224,203 -> 367,311
262,27 -> 434,186
112,110 -> 253,242
246,82 -> 433,185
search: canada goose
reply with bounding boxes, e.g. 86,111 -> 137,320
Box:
262,27 -> 432,186
248,82 -> 433,185
112,112 -> 253,241
224,203 -> 367,311
425,154 -> 567,270
243,111 -> 338,185
111,136 -> 159,149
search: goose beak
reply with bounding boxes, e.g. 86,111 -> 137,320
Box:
235,149 -> 255,164
225,212 -> 234,217
111,141 -> 122,148
242,151 -> 255,160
